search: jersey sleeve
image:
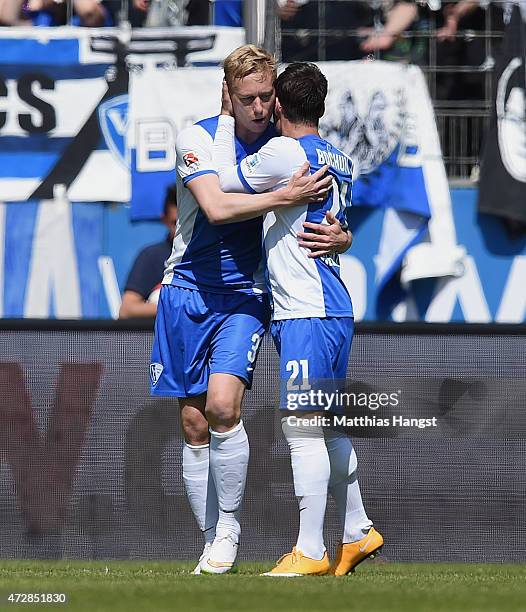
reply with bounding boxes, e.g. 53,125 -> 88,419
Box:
176,124 -> 218,186
237,137 -> 306,194
212,115 -> 237,171
212,115 -> 248,193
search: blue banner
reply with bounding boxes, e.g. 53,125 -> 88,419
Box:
0,190 -> 523,321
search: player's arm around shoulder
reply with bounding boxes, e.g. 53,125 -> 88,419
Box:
175,124 -> 232,225
185,138 -> 333,225
185,163 -> 332,226
241,136 -> 305,190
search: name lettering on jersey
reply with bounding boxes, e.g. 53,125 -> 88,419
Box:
316,149 -> 351,174
183,151 -> 200,171
320,252 -> 340,267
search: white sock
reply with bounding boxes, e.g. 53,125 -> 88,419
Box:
324,429 -> 373,543
296,494 -> 327,560
209,420 -> 249,541
281,417 -> 330,560
182,443 -> 218,545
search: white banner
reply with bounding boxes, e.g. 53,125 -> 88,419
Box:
0,26 -> 243,204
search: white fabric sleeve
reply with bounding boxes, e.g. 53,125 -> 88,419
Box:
175,124 -> 217,186
237,137 -> 306,194
212,115 -> 236,171
212,116 -> 247,193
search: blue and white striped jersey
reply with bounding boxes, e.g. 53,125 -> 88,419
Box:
162,116 -> 276,294
215,119 -> 354,320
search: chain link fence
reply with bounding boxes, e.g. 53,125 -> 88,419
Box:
267,0 -> 509,180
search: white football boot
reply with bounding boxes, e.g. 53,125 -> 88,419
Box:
191,541 -> 212,575
200,533 -> 239,574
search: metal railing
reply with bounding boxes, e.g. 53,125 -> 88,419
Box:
266,0 -> 508,180
12,0 -> 511,180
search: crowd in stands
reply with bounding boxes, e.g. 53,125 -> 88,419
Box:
0,0 -> 505,39
0,0 -> 506,74
0,0 -> 242,26
0,0 -> 506,98
0,0 -> 116,26
277,1 -> 505,97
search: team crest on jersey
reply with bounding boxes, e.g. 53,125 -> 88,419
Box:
150,362 -> 164,385
183,151 -> 200,170
98,94 -> 130,168
244,153 -> 261,175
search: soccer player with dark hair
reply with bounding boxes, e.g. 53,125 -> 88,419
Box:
214,62 -> 383,576
149,46 -> 348,575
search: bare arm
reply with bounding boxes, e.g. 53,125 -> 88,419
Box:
118,290 -> 157,319
437,0 -> 480,42
360,2 -> 418,52
383,1 -> 418,35
133,0 -> 149,11
73,0 -> 106,26
187,166 -> 331,225
276,0 -> 301,21
0,0 -> 25,24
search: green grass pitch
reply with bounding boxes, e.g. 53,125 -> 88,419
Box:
1,561 -> 525,611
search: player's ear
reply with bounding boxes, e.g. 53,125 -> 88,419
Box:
274,98 -> 282,118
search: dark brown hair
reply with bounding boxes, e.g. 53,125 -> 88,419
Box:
275,62 -> 328,126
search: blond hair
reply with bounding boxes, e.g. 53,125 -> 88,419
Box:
223,45 -> 277,88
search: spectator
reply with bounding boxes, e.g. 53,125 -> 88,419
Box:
72,0 -> 113,26
132,0 -> 210,26
212,0 -> 242,25
0,0 -> 114,26
435,0 -> 504,101
0,0 -> 26,24
437,0 -> 480,42
277,0 -> 421,62
119,186 -> 177,320
359,0 -> 428,63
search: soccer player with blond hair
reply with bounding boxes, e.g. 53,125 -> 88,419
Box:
150,45 -> 347,574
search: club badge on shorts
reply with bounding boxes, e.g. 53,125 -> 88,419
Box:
150,362 -> 164,385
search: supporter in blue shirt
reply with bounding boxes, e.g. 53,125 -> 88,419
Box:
119,186 -> 177,319
213,0 -> 242,26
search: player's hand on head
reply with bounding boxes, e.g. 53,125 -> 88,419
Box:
284,163 -> 332,205
221,79 -> 234,117
297,211 -> 353,258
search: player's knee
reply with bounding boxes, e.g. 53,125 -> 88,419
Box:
330,446 -> 358,487
324,428 -> 359,486
348,447 -> 358,480
281,417 -> 330,496
181,413 -> 209,446
205,397 -> 239,432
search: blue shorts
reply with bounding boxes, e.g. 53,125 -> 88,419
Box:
150,285 -> 271,397
271,317 -> 354,412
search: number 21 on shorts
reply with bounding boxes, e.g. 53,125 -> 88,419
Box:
286,359 -> 311,391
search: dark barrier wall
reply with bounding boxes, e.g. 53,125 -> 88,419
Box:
0,322 -> 525,562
